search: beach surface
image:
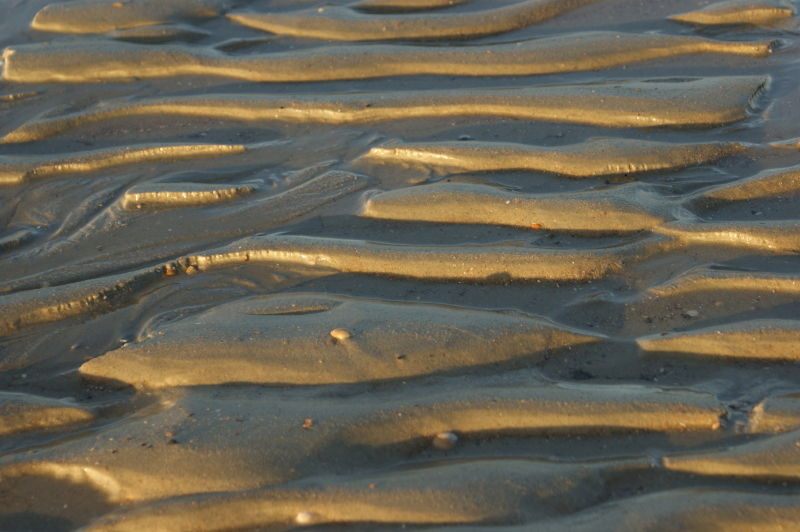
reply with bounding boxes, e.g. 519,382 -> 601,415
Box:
2,0 -> 800,530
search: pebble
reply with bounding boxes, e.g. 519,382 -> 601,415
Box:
330,328 -> 352,340
685,309 -> 700,317
432,431 -> 458,450
185,265 -> 199,275
295,511 -> 315,525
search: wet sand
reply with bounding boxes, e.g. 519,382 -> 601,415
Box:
2,0 -> 800,530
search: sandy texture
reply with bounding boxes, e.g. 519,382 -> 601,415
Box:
3,0 -> 800,530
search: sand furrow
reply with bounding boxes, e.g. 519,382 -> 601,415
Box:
638,319 -> 800,360
0,393 -> 95,437
361,182 -> 676,233
361,138 -> 746,177
0,144 -> 247,186
1,33 -> 776,84
108,23 -> 210,44
670,0 -> 795,26
0,76 -> 767,143
227,0 -> 603,41
31,0 -> 238,34
0,264 -> 168,336
121,182 -> 256,210
189,234 -> 661,281
80,294 -> 604,387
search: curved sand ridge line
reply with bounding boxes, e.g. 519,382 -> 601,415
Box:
0,227 -> 38,252
362,164 -> 800,243
1,383 -> 722,504
187,224 -> 799,284
1,33 -> 776,84
0,143 -> 247,186
351,0 -> 475,12
0,265 -> 168,337
664,430 -> 800,481
638,319 -> 800,361
670,0 -> 795,26
121,182 -> 256,209
361,138 -> 747,178
0,392 -> 95,437
362,181 -> 679,233
77,459 -> 648,531
0,76 -> 769,144
647,269 -> 800,297
227,0 -> 604,41
652,219 -> 800,253
188,234 -> 662,281
689,162 -> 800,207
79,488 -> 800,531
31,0 -> 240,34
80,293 -> 604,387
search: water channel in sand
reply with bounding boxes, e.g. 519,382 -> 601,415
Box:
2,0 -> 800,530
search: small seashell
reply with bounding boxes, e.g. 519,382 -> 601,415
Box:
295,511 -> 315,525
330,328 -> 352,340
185,266 -> 198,275
432,431 -> 458,450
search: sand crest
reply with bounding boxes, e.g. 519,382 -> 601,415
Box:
1,33 -> 775,83
227,0 -> 603,41
80,293 -> 603,387
638,319 -> 800,360
670,0 -> 795,26
0,76 -> 768,143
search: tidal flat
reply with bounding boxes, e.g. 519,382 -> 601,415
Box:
2,0 -> 800,530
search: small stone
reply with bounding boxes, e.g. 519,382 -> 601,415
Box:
330,329 -> 352,340
165,431 -> 175,437
302,418 -> 313,429
185,266 -> 199,275
685,309 -> 700,317
432,431 -> 458,450
295,511 -> 315,525
166,439 -> 178,445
